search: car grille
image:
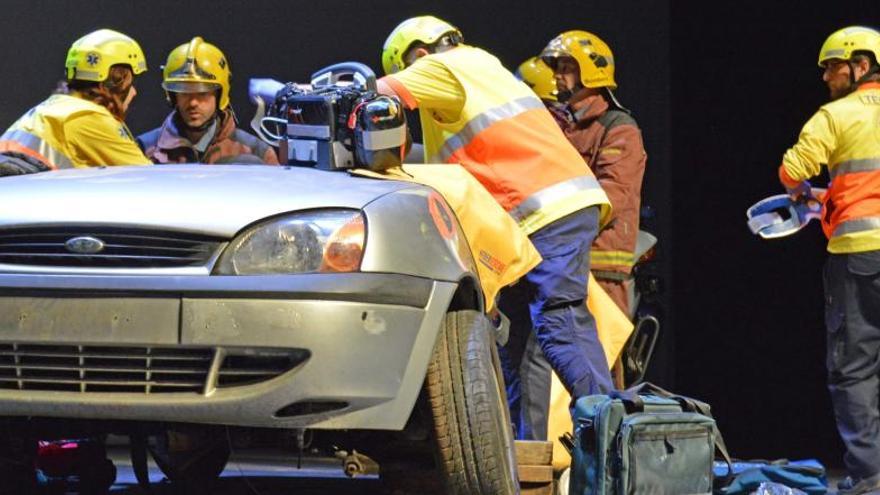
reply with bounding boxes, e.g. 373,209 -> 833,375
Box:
0,227 -> 224,268
0,344 -> 308,394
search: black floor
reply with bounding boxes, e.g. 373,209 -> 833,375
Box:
37,445 -> 848,495
106,447 -> 382,494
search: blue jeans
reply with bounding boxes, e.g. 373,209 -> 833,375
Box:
825,251 -> 880,481
499,207 -> 613,440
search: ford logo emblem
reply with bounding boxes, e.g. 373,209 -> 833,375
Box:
65,236 -> 105,255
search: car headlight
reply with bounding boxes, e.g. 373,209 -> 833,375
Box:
214,209 -> 365,275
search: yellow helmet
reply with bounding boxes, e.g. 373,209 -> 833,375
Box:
162,37 -> 231,110
818,26 -> 880,68
382,15 -> 462,75
65,29 -> 147,82
516,56 -> 558,102
541,30 -> 616,90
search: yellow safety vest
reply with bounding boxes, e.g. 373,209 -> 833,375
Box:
385,46 -> 610,235
0,94 -> 149,169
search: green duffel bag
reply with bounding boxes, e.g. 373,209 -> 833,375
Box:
569,382 -> 732,495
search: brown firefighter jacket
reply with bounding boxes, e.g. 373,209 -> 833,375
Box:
553,94 -> 647,276
137,109 -> 279,165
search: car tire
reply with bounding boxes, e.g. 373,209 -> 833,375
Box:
425,310 -> 520,495
148,427 -> 230,493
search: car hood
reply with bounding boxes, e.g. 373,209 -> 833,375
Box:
0,165 -> 416,237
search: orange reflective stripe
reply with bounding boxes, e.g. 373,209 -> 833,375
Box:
0,140 -> 56,170
439,107 -> 609,232
445,108 -> 594,209
431,96 -> 546,162
0,129 -> 73,169
381,76 -> 418,110
824,167 -> 880,239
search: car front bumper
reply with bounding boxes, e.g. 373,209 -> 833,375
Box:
0,272 -> 456,431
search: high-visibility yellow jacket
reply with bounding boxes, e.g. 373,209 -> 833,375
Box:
382,45 -> 610,235
780,82 -> 880,253
353,164 -> 541,311
0,94 -> 150,169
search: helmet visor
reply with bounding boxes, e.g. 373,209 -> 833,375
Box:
540,49 -> 570,70
162,81 -> 221,94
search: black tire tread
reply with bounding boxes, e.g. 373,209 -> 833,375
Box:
425,310 -> 518,495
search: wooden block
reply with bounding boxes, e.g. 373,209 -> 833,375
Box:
521,482 -> 555,495
518,464 -> 554,483
515,440 -> 554,465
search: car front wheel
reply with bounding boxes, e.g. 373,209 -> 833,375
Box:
148,426 -> 230,493
425,310 -> 520,495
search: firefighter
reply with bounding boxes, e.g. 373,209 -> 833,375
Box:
377,15 -> 614,441
0,29 -> 150,175
541,30 -> 647,317
777,26 -> 880,495
138,37 -> 278,164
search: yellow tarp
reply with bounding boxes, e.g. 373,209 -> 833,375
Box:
548,275 -> 634,471
352,164 -> 541,311
355,164 -> 631,472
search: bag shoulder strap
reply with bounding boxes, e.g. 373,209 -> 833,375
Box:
624,382 -> 734,481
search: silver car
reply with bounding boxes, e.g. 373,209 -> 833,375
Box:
0,164 -> 519,494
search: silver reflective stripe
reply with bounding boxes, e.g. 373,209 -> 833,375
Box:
833,216 -> 880,237
72,69 -> 101,80
0,129 -> 74,169
830,158 -> 880,179
361,125 -> 406,151
287,123 -> 331,140
431,96 -> 546,162
508,175 -> 602,224
823,49 -> 846,59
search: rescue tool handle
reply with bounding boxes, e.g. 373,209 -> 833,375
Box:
248,78 -> 285,106
310,62 -> 377,92
247,78 -> 287,146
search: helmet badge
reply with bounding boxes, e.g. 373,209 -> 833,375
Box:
86,52 -> 100,66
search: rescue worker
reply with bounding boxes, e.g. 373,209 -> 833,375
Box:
777,26 -> 880,495
377,15 -> 614,440
506,36 -> 647,435
541,30 -> 647,316
0,29 -> 150,175
138,37 -> 278,164
516,56 -> 560,106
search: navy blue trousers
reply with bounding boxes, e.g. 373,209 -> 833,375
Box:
825,251 -> 880,481
499,207 -> 613,440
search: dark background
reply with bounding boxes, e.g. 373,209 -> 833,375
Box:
2,0 -> 877,469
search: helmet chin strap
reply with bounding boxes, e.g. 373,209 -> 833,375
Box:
847,60 -> 880,92
856,63 -> 880,84
556,82 -> 584,103
848,61 -> 858,88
